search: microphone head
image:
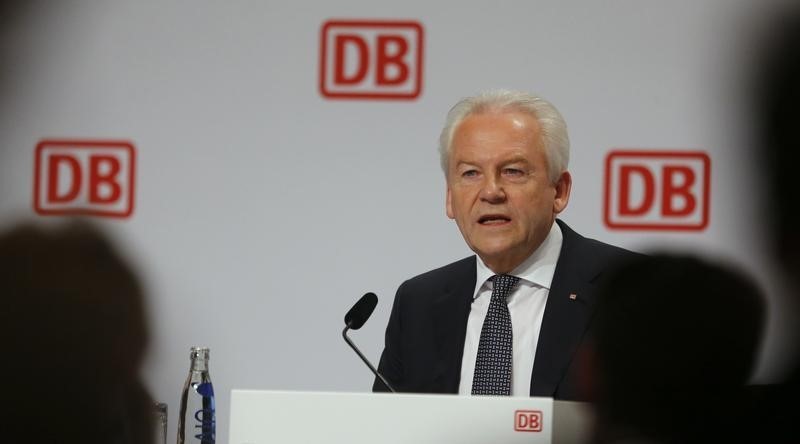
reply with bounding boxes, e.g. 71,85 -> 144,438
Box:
344,292 -> 378,330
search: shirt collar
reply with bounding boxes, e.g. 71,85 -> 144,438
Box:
472,221 -> 564,299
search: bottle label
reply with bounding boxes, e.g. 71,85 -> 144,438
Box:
193,382 -> 216,443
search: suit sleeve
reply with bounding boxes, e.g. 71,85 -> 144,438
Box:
372,281 -> 406,392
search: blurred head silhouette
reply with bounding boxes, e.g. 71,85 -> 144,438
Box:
756,6 -> 800,281
0,221 -> 153,444
587,254 -> 765,444
747,6 -> 800,442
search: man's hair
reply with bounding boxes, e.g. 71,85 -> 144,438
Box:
438,89 -> 570,183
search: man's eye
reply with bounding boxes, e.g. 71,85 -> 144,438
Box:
503,168 -> 525,177
462,170 -> 479,178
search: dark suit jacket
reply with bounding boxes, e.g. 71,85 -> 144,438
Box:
373,219 -> 639,400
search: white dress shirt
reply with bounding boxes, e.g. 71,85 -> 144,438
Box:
458,222 -> 564,396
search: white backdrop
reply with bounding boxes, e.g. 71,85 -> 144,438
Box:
2,1 -> 797,442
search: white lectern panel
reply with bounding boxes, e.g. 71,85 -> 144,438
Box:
229,390 -> 591,444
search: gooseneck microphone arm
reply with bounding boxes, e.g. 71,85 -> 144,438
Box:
342,292 -> 397,393
342,324 -> 396,393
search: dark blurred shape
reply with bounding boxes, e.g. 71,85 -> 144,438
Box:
757,6 -> 800,278
752,5 -> 800,441
0,221 -> 153,444
588,254 -> 765,444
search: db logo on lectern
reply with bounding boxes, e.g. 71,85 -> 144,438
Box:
33,139 -> 136,218
604,150 -> 710,231
319,19 -> 424,99
514,410 -> 543,432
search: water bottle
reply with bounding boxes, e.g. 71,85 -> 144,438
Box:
177,347 -> 216,444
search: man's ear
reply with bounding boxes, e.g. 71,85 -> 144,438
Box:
553,171 -> 572,214
446,186 -> 454,219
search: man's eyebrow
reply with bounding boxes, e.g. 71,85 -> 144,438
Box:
454,157 -> 533,168
500,156 -> 532,165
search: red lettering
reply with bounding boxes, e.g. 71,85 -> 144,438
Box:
517,413 -> 528,429
47,155 -> 81,203
89,155 -> 122,204
376,35 -> 409,85
334,34 -> 369,85
528,413 -> 540,430
619,165 -> 655,216
515,411 -> 542,431
661,165 -> 696,216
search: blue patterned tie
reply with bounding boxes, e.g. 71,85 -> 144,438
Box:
472,274 -> 519,395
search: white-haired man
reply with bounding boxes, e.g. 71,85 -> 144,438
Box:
374,90 -> 637,399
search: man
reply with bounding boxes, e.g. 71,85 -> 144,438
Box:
373,90 -> 637,400
750,7 -> 800,442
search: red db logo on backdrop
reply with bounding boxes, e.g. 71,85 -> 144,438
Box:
514,410 -> 543,432
33,139 -> 136,218
604,150 -> 710,231
319,19 -> 424,100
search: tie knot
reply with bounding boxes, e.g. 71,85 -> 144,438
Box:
492,274 -> 519,299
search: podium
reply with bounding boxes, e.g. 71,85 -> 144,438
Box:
229,390 -> 592,444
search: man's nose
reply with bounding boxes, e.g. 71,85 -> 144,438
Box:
480,174 -> 506,203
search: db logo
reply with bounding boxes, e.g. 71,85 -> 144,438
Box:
604,150 -> 710,231
33,139 -> 136,218
319,19 -> 424,99
514,410 -> 543,432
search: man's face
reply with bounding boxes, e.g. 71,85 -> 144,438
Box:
446,110 -> 571,274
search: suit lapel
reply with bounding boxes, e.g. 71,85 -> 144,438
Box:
431,257 -> 476,393
530,220 -> 602,397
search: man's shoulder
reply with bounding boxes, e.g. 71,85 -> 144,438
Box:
557,219 -> 643,264
578,234 -> 640,258
401,256 -> 476,289
389,256 -> 475,309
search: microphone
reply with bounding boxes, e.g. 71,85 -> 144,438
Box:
345,292 -> 378,330
342,292 -> 396,392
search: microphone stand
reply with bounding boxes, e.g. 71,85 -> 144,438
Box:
342,323 -> 396,393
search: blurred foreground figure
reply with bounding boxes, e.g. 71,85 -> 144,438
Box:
758,7 -> 800,281
0,222 -> 153,444
753,5 -> 800,442
588,254 -> 765,444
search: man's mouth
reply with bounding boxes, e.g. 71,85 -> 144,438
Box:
478,214 -> 511,225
